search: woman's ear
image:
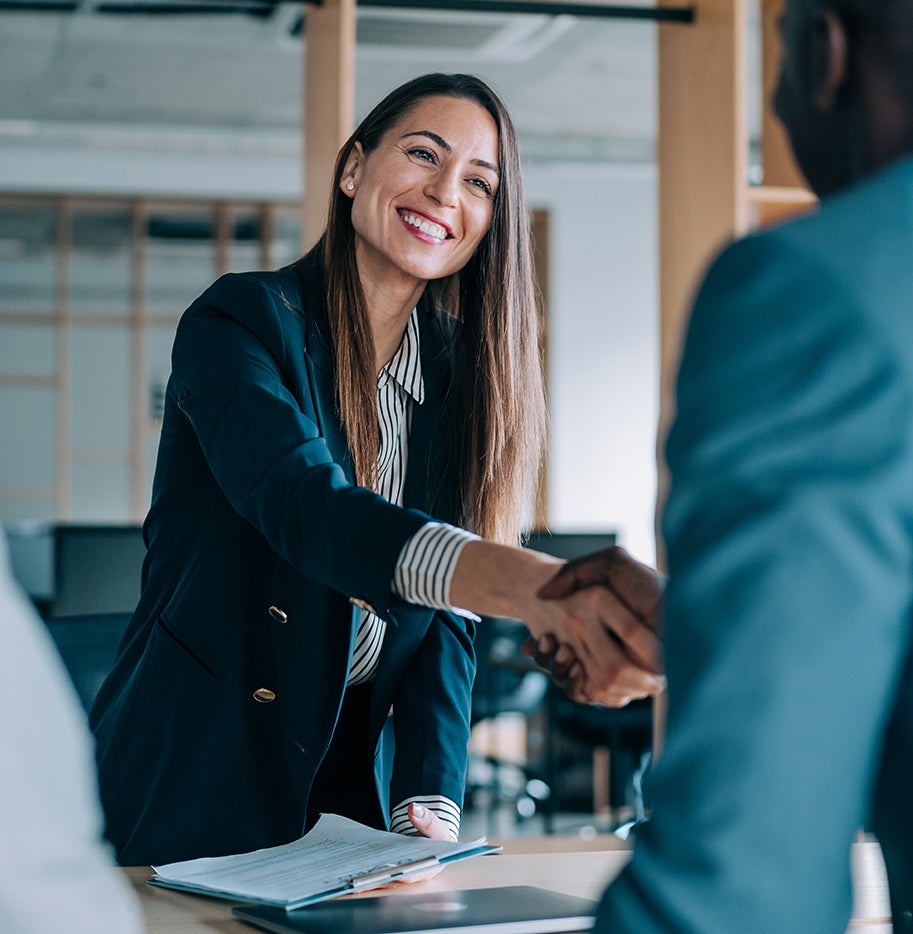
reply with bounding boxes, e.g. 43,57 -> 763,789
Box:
339,141 -> 364,198
809,9 -> 849,111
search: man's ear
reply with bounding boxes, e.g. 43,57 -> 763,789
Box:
809,8 -> 849,111
339,141 -> 364,197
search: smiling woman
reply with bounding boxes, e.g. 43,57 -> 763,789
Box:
88,72 -> 664,870
86,72 -> 545,867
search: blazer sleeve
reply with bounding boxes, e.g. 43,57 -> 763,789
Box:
170,272 -> 430,614
596,232 -> 913,933
388,608 -> 477,818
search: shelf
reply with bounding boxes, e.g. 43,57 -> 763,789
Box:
747,184 -> 817,226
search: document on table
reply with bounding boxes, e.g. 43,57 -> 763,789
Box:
148,813 -> 500,911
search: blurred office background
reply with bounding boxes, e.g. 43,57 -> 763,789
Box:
0,1 -> 697,557
0,0 -> 766,835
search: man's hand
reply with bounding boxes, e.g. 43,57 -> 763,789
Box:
538,545 -> 666,629
523,581 -> 665,705
524,547 -> 667,705
521,632 -> 586,699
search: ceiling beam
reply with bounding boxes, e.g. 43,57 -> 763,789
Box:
2,0 -> 694,20
311,0 -> 695,21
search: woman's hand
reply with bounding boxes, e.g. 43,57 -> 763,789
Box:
407,802 -> 453,841
358,804 -> 450,892
374,804 -> 449,887
521,632 -> 586,699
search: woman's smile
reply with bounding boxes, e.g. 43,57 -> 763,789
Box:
397,209 -> 452,244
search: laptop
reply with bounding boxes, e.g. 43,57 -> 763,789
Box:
232,884 -> 597,934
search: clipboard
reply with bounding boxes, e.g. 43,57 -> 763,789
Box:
148,814 -> 500,910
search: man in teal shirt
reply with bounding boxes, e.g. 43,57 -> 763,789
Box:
538,0 -> 913,929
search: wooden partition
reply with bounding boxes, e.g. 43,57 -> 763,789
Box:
654,0 -> 814,749
302,0 -> 356,249
656,0 -> 814,539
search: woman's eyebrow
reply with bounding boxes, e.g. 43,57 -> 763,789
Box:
401,130 -> 501,176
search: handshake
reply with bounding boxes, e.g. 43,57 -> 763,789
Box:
522,546 -> 667,707
451,541 -> 666,708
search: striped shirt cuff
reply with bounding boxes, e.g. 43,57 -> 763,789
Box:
393,523 -> 481,620
390,795 -> 461,841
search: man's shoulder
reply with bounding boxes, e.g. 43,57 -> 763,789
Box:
705,157 -> 913,310
764,155 -> 913,257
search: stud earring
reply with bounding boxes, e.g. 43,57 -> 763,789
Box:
345,181 -> 355,191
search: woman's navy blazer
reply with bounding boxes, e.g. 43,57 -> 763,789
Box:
90,254 -> 476,866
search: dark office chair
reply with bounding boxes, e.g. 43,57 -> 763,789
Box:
50,524 -> 145,618
545,688 -> 653,828
466,616 -> 551,826
520,529 -> 654,829
44,612 -> 132,714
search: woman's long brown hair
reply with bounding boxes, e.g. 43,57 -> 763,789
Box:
298,73 -> 546,545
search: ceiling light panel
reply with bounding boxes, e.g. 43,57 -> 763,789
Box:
356,9 -> 575,62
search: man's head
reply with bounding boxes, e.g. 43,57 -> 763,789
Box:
774,0 -> 913,197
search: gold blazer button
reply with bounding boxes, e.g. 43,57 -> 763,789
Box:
268,605 -> 288,623
253,687 -> 277,703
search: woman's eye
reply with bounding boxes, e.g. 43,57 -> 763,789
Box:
407,147 -> 436,163
468,178 -> 494,196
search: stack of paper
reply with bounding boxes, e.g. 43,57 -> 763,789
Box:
149,813 -> 500,910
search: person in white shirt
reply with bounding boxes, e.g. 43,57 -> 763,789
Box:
0,527 -> 143,933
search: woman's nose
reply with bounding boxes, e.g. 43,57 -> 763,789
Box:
424,168 -> 459,207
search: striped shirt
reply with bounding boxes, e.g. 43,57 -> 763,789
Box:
346,309 -> 478,841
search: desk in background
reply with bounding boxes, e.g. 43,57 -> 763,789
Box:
124,832 -> 892,934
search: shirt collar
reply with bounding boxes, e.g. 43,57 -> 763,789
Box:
378,308 -> 425,404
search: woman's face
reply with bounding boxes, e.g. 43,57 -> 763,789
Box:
342,94 -> 501,291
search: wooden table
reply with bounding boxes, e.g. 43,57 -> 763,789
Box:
125,835 -> 632,932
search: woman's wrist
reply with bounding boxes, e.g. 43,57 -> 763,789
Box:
449,539 -> 563,621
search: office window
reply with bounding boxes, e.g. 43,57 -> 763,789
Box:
68,325 -> 132,521
69,207 -> 133,316
146,207 -> 219,316
0,323 -> 55,373
0,386 -> 56,520
0,203 -> 57,314
0,193 -> 299,525
270,210 -> 303,268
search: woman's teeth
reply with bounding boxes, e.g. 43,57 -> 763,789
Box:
401,212 -> 447,241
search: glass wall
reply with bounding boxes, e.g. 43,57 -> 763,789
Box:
0,194 -> 300,524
